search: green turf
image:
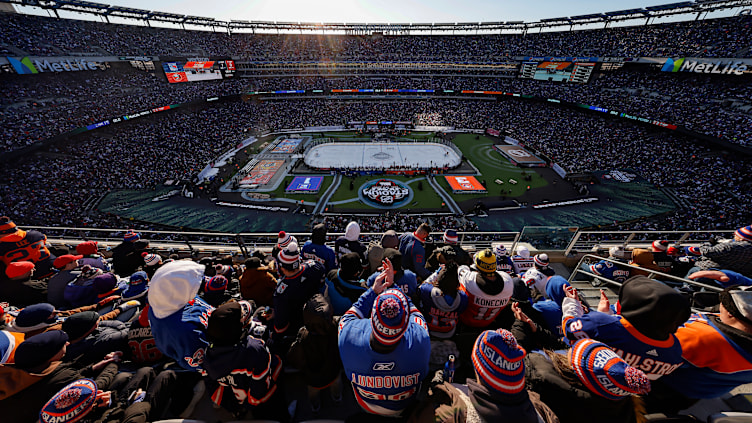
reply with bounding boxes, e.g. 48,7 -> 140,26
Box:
443,134 -> 548,201
327,175 -> 444,210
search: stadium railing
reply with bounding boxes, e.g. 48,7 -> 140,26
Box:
563,230 -> 736,256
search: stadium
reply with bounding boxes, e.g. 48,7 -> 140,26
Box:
1,0 -> 752,422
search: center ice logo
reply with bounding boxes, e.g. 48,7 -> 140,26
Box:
362,179 -> 410,205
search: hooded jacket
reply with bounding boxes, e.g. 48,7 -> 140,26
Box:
335,222 -> 368,265
532,276 -> 570,335
148,261 -> 214,371
287,294 -> 342,388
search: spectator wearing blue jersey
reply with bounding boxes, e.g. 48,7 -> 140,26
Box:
582,245 -> 630,287
301,223 -> 337,272
399,222 -> 432,280
366,248 -> 418,301
147,260 -> 214,371
562,276 -> 691,381
273,242 -> 326,339
338,259 -> 430,417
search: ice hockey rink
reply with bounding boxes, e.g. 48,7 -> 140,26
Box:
304,142 -> 461,169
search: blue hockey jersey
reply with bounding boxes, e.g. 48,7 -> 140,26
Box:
398,231 -> 430,280
148,296 -> 214,371
338,288 -> 430,416
589,260 -> 631,283
301,241 -> 337,272
563,310 -> 684,380
366,269 -> 418,298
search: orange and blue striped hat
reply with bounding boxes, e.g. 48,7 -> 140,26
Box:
472,329 -> 526,395
569,338 -> 651,400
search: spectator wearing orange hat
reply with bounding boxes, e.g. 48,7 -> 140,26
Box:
0,261 -> 48,307
76,241 -> 110,272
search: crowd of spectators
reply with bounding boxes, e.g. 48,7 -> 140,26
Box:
2,12 -> 750,59
2,96 -> 749,234
1,217 -> 751,422
3,67 -> 751,154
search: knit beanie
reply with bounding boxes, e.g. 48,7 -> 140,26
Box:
371,288 -> 410,347
207,302 -> 243,346
278,242 -> 301,270
148,260 -> 205,319
443,229 -> 459,245
7,303 -> 57,333
277,231 -> 294,248
124,230 -> 140,242
516,246 -> 530,258
619,276 -> 690,340
472,329 -> 526,395
75,241 -> 98,256
5,261 -> 35,279
533,253 -> 549,268
474,249 -> 497,274
62,311 -> 99,341
569,338 -> 651,400
92,273 -> 119,298
651,240 -> 669,252
14,330 -> 69,370
142,253 -> 161,267
494,244 -> 508,257
39,379 -> 97,423
206,275 -> 228,292
736,225 -> 752,242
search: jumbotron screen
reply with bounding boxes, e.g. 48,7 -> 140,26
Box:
519,61 -> 595,83
162,59 -> 235,84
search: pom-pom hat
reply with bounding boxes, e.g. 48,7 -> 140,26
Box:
123,230 -> 140,242
569,338 -> 651,400
371,288 -> 410,346
277,231 -> 294,248
736,225 -> 752,242
278,242 -> 301,270
40,378 -> 98,423
474,249 -> 497,274
206,275 -> 228,292
472,329 -> 526,395
443,229 -> 459,245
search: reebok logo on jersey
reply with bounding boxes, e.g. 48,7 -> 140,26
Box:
646,349 -> 659,357
373,362 -> 395,371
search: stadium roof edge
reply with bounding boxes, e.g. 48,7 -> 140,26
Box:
4,0 -> 752,31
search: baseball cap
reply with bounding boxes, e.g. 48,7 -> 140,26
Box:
53,255 -> 83,270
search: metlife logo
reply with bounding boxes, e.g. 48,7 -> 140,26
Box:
7,57 -> 106,74
661,58 -> 748,75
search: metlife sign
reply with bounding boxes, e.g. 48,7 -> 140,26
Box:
7,57 -> 106,74
661,58 -> 748,75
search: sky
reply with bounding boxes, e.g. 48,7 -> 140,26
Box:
13,0 -> 742,26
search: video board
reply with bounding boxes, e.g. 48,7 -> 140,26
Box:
519,61 -> 595,83
162,58 -> 235,84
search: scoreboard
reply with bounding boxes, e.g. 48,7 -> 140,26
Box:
162,58 -> 235,84
519,61 -> 595,83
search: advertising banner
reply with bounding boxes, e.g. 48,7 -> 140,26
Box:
240,160 -> 284,185
271,138 -> 303,153
445,176 -> 486,192
286,176 -> 323,192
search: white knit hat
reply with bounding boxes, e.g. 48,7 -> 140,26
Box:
516,246 -> 530,258
345,221 -> 360,242
148,260 -> 205,319
278,242 -> 301,270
